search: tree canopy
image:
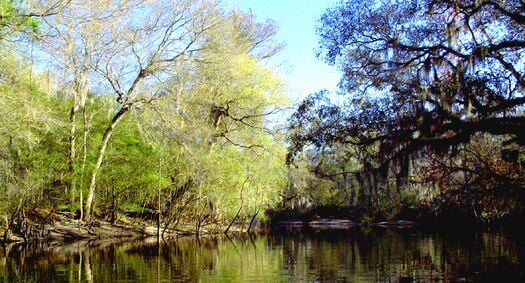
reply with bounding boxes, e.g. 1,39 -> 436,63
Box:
287,0 -> 525,222
294,0 -> 525,158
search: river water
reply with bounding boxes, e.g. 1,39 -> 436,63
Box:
1,228 -> 524,282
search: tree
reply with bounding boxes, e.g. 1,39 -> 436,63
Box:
288,0 -> 525,221
313,0 -> 525,156
36,0 -> 223,222
36,0 -> 95,212
0,0 -> 289,234
0,49 -> 66,240
138,10 -> 288,232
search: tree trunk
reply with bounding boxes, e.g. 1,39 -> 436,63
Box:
68,102 -> 78,201
79,97 -> 90,222
224,205 -> 242,234
247,208 -> 260,233
83,106 -> 129,222
157,156 -> 162,242
68,68 -> 89,205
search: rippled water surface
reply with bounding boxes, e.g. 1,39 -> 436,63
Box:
1,228 -> 524,282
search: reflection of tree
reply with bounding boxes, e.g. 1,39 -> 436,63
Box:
271,230 -> 524,281
83,249 -> 93,283
1,232 -> 524,281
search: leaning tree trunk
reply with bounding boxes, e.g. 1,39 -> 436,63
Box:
224,205 -> 243,234
83,106 -> 129,222
247,208 -> 260,233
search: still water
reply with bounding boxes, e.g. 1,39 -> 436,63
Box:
1,228 -> 524,282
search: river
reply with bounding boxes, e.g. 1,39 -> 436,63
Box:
1,228 -> 524,282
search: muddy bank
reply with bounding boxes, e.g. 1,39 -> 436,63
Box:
2,210 -> 248,244
3,219 -> 178,244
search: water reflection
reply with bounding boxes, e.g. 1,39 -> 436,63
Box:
1,229 -> 524,282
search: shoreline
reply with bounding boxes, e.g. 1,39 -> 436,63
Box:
4,210 -> 523,245
1,210 -> 252,245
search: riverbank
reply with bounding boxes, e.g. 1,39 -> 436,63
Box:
1,209 -> 250,244
4,204 -> 523,244
267,204 -> 525,231
2,213 -> 169,244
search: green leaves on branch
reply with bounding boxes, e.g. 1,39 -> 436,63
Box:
0,0 -> 41,39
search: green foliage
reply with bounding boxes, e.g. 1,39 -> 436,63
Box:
0,2 -> 288,236
0,49 -> 68,231
0,0 -> 40,39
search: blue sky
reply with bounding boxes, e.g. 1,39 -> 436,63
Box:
224,0 -> 341,104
